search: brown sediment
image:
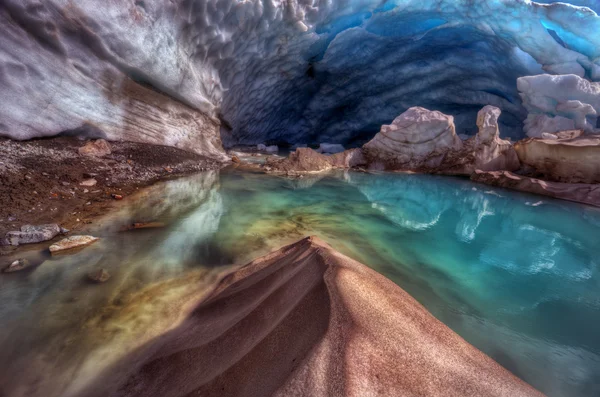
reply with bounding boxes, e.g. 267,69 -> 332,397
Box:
0,136 -> 224,245
80,236 -> 544,397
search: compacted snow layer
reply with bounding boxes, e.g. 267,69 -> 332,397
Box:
0,0 -> 599,147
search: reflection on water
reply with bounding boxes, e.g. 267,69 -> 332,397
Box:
1,169 -> 599,397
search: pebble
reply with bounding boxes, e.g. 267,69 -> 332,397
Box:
3,259 -> 30,273
111,194 -> 123,200
88,268 -> 110,283
80,178 -> 97,187
61,181 -> 70,186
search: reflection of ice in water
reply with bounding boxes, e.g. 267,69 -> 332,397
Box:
154,190 -> 224,266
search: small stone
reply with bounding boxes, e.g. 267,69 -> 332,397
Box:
88,268 -> 110,283
49,235 -> 99,253
231,156 -> 241,163
80,178 -> 97,187
111,194 -> 123,200
42,172 -> 49,176
25,175 -> 32,180
83,172 -> 98,179
83,189 -> 89,193
78,139 -> 111,157
3,259 -> 30,273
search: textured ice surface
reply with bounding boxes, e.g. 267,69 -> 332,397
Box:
518,74 -> 600,136
0,0 -> 599,146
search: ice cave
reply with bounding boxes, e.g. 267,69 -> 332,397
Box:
1,1 -> 600,397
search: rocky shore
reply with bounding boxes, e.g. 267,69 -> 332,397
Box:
0,136 -> 223,248
257,106 -> 600,208
79,237 -> 543,397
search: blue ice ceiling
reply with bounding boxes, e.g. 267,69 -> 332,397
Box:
199,0 -> 600,145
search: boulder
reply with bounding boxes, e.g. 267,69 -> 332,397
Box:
514,135 -> 600,184
78,139 -> 112,157
316,143 -> 345,154
265,148 -> 333,174
362,107 -> 463,170
3,259 -> 30,273
85,237 -> 543,397
4,224 -> 62,246
472,171 -> 600,207
49,236 -> 99,253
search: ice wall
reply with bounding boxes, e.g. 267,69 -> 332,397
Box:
0,0 -> 599,148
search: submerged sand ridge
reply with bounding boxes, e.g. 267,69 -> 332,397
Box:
79,237 -> 543,397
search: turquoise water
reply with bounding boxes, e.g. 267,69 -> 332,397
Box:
1,168 -> 599,396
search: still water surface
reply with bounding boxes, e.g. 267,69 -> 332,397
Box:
1,168 -> 599,397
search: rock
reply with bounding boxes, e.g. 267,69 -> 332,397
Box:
3,259 -> 30,273
78,139 -> 112,157
88,268 -> 111,283
92,237 -> 543,397
514,135 -> 600,184
257,144 -> 279,153
471,106 -> 520,172
4,224 -> 61,246
328,148 -> 367,168
362,107 -> 463,170
231,156 -> 241,163
80,178 -> 98,187
316,143 -> 345,154
265,148 -> 332,174
472,171 -> 600,207
111,194 -> 124,200
49,236 -> 99,253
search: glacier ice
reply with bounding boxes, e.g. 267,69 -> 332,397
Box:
518,74 -> 600,137
0,0 -> 599,149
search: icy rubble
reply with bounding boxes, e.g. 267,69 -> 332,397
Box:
0,0 -> 599,148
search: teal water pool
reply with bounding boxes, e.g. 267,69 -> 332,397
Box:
1,168 -> 599,397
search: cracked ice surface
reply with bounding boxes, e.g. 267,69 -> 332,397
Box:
0,0 -> 599,147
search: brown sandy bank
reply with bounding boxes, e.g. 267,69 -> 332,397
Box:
81,236 -> 543,397
0,137 -> 224,246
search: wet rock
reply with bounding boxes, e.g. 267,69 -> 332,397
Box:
316,143 -> 345,154
3,259 -> 30,273
4,224 -> 61,246
111,194 -> 124,200
78,139 -> 112,157
514,135 -> 600,184
231,156 -> 241,163
80,179 -> 98,187
88,268 -> 111,283
49,236 -> 99,253
472,170 -> 600,207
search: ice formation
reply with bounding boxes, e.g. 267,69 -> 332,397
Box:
0,0 -> 599,150
518,74 -> 600,137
